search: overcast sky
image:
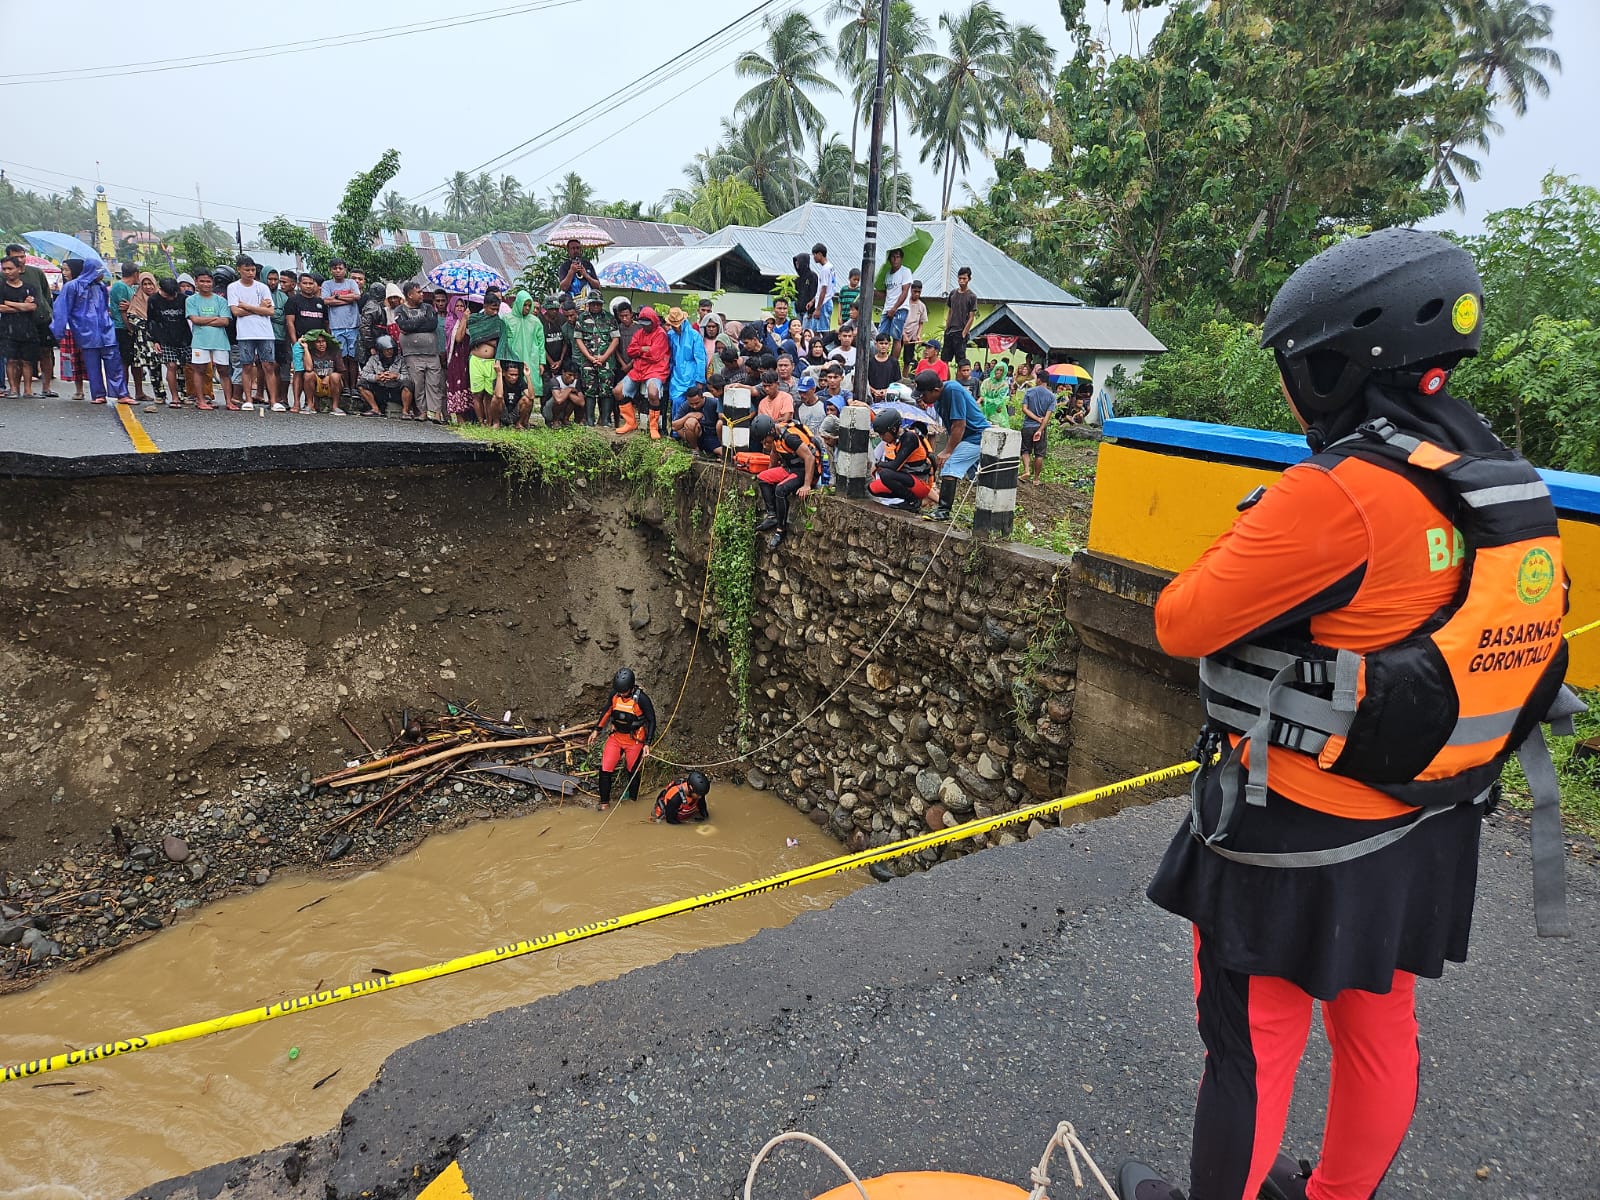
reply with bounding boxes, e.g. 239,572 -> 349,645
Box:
3,0 -> 1591,241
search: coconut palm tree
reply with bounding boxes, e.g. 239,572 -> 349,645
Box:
378,189 -> 410,229
830,0 -> 879,204
550,171 -> 596,217
471,172 -> 497,218
444,171 -> 473,222
716,118 -> 794,217
497,175 -> 523,210
1452,0 -> 1561,117
848,1 -> 933,214
995,22 -> 1055,157
1421,108 -> 1501,210
735,10 -> 839,209
688,178 -> 772,232
913,1 -> 1011,215
803,132 -> 856,205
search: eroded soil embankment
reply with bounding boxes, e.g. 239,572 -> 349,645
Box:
0,464 -> 730,873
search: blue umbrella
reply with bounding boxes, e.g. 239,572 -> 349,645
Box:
426,258 -> 508,300
598,260 -> 670,292
24,230 -> 103,265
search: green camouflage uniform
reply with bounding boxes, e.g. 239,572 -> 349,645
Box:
574,309 -> 618,400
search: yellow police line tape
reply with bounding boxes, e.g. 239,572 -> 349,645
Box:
0,759 -> 1200,1085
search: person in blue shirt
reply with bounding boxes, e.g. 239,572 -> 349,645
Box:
914,368 -> 989,521
1019,366 -> 1061,483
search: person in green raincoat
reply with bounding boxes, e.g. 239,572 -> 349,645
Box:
979,359 -> 1014,427
497,289 -> 547,393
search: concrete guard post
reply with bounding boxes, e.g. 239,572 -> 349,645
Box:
972,425 -> 1022,538
722,384 -> 754,453
834,405 -> 871,499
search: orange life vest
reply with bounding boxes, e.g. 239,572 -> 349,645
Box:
605,691 -> 647,740
1201,416 -> 1568,813
653,780 -> 704,822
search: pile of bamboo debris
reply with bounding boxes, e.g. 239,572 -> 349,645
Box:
314,703 -> 598,829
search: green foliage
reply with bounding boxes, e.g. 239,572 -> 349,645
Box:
1125,310 -> 1294,433
173,229 -> 217,280
707,494 -> 759,727
260,150 -> 421,282
515,245 -> 570,302
1499,689 -> 1600,840
460,424 -> 694,497
771,274 -> 798,306
1450,173 -> 1600,465
1481,317 -> 1600,474
686,178 -> 771,232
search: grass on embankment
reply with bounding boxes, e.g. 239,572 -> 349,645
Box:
1499,690 -> 1600,842
457,423 -> 693,494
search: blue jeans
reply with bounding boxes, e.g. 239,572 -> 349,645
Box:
331,328 -> 359,358
876,308 -> 908,342
804,300 -> 833,332
939,436 -> 982,481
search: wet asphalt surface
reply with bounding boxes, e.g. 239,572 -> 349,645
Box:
135,798 -> 1597,1200
0,394 -> 486,476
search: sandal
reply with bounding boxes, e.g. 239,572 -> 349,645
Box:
41,389 -> 59,398
91,397 -> 108,405
196,401 -> 216,411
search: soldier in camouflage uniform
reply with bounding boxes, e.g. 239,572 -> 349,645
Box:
574,291 -> 620,427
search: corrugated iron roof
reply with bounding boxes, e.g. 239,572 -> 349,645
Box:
596,243 -> 760,287
530,213 -> 707,248
373,228 -> 463,251
911,218 -> 1081,305
970,303 -> 1166,354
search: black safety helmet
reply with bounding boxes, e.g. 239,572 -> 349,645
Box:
1261,227 -> 1484,415
210,263 -> 239,291
871,409 -> 903,437
612,667 -> 635,694
686,770 -> 711,798
750,413 -> 776,445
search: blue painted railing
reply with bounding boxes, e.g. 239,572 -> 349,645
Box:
1102,417 -> 1600,518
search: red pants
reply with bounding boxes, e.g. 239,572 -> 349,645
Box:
1190,930 -> 1418,1200
600,732 -> 644,773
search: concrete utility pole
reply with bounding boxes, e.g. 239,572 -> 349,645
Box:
851,0 -> 892,410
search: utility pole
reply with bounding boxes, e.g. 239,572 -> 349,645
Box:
851,0 -> 892,410
195,183 -> 204,222
145,199 -> 154,266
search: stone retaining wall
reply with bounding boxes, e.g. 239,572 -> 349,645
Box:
672,471 -> 1084,869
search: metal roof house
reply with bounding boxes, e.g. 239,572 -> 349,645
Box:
971,302 -> 1166,416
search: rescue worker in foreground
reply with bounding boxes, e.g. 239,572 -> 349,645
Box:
1118,228 -> 1571,1200
586,668 -> 658,812
868,409 -> 934,514
653,770 -> 712,824
750,412 -> 818,552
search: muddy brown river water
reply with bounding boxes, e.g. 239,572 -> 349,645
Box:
0,786 -> 860,1199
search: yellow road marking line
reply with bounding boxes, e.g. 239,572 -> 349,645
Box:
114,402 -> 159,454
418,1160 -> 472,1199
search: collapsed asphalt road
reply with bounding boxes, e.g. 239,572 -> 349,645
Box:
134,798 -> 1597,1200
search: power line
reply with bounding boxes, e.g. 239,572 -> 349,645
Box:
405,0 -> 788,204
0,1 -> 588,86
0,159 -> 320,224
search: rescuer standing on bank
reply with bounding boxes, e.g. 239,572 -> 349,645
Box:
587,668 -> 657,811
1118,229 -> 1574,1200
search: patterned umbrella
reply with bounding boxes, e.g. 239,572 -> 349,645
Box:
426,258 -> 509,299
598,260 -> 671,292
546,222 -> 614,248
23,254 -> 62,287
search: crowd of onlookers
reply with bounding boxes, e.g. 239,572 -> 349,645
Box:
2,235 -> 1091,454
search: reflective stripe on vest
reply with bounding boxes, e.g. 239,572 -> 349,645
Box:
1200,416 -> 1567,813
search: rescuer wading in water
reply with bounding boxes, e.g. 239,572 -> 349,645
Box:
1117,228 -> 1577,1200
587,668 -> 657,811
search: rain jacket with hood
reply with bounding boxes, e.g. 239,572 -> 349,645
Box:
627,307 -> 670,383
792,252 -> 818,314
666,315 -> 707,406
498,289 -> 547,372
50,259 -> 116,349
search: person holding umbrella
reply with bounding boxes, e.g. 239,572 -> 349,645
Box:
558,237 -> 602,297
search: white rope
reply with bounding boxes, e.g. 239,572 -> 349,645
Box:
1027,1121 -> 1119,1200
742,1131 -> 870,1200
654,461 -> 1004,772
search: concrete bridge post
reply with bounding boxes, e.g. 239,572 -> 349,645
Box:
834,406 -> 871,499
972,425 -> 1021,538
722,384 -> 754,454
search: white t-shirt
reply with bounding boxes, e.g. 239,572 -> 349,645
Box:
885,265 -> 913,313
814,261 -> 839,308
227,280 -> 274,341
